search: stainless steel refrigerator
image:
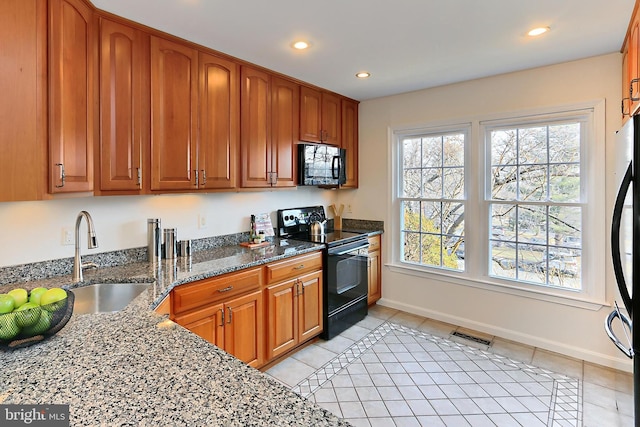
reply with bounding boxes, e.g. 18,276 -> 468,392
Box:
607,113 -> 639,424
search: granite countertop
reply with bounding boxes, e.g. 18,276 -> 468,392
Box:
1,239 -> 349,426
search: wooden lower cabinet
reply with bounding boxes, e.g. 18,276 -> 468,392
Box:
223,290 -> 263,368
367,235 -> 382,305
265,270 -> 323,360
172,251 -> 324,368
174,290 -> 263,368
174,303 -> 224,349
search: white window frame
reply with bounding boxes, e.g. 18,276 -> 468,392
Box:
388,101 -> 606,310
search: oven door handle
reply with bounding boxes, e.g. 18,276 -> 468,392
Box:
330,243 -> 369,256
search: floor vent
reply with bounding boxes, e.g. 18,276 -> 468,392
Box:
451,331 -> 492,347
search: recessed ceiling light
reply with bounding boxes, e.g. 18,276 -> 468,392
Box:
293,41 -> 309,50
528,27 -> 550,37
356,72 -> 371,79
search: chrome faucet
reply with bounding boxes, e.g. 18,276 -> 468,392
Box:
73,210 -> 99,282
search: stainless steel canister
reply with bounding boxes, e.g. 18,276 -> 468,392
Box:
163,228 -> 177,259
179,239 -> 191,257
147,219 -> 162,262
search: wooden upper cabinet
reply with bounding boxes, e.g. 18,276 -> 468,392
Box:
198,52 -> 238,189
150,36 -> 198,190
299,86 -> 322,143
98,18 -> 148,192
341,98 -> 359,188
270,77 -> 299,187
49,0 -> 96,193
299,86 -> 341,146
0,0 -> 47,201
321,92 -> 341,146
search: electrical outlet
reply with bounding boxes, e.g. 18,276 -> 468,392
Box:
346,204 -> 353,214
198,213 -> 207,229
61,227 -> 73,245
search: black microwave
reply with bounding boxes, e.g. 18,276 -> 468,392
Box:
298,144 -> 346,187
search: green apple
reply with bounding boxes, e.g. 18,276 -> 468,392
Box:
7,288 -> 28,308
28,287 -> 48,305
40,288 -> 67,312
0,294 -> 15,314
21,310 -> 51,336
15,302 -> 42,328
0,312 -> 20,340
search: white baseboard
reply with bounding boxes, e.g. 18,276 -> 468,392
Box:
376,297 -> 633,373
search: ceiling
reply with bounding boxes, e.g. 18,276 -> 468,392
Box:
92,0 -> 636,101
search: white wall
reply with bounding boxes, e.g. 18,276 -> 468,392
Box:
340,52 -> 632,371
0,189 -> 335,267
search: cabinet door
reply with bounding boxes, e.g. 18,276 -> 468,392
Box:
265,279 -> 298,360
49,0 -> 96,193
240,66 -> 271,187
224,290 -> 264,368
271,77 -> 298,187
321,92 -> 341,146
0,0 -> 47,201
199,52 -> 238,189
631,19 -> 640,112
368,249 -> 381,305
174,303 -> 224,348
150,36 -> 198,190
341,98 -> 359,188
298,270 -> 323,342
299,85 -> 322,143
99,18 -> 146,192
623,46 -> 630,121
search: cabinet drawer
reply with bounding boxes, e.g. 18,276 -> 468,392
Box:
172,267 -> 262,315
368,235 -> 381,252
266,251 -> 322,284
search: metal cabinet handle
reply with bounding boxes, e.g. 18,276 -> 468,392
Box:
194,170 -> 199,186
227,307 -> 232,324
622,98 -> 631,117
201,169 -> 206,186
293,264 -> 305,271
631,78 -> 640,102
218,286 -> 233,293
136,168 -> 142,187
219,308 -> 225,326
55,163 -> 65,188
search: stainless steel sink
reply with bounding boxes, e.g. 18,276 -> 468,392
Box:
72,283 -> 150,314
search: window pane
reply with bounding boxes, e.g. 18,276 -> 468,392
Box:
516,243 -> 545,285
491,130 -> 517,166
491,166 -> 517,200
518,165 -> 547,201
443,134 -> 464,167
490,240 -> 516,279
547,249 -> 581,289
517,204 -> 547,244
422,168 -> 442,198
518,126 -> 547,164
549,123 -> 580,164
549,206 -> 581,248
421,202 -> 441,233
491,204 -> 516,244
444,167 -> 464,199
550,163 -> 580,202
422,136 -> 442,168
403,138 -> 422,168
403,169 -> 421,198
402,201 -> 421,231
402,232 -> 420,263
442,202 -> 464,236
421,233 -> 442,267
447,235 -> 465,268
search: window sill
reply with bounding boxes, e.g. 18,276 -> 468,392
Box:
387,262 -> 607,311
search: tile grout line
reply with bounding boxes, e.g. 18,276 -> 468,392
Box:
290,320 -> 582,426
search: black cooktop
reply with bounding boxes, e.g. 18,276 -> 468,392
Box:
277,206 -> 366,247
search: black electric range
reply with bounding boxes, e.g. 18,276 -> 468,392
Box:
277,206 -> 369,339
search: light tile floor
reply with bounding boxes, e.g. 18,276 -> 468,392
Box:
264,305 -> 634,427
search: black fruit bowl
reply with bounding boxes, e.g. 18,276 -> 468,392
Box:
0,290 -> 75,350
